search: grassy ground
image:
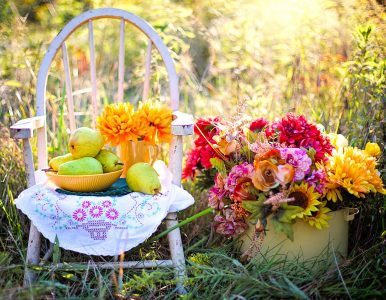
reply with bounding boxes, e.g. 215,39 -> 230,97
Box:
0,0 -> 385,299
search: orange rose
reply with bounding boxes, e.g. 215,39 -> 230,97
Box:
251,160 -> 279,191
277,164 -> 295,184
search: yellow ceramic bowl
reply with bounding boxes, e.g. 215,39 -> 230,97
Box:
45,169 -> 123,192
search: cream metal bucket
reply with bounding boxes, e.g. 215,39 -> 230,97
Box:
240,208 -> 359,261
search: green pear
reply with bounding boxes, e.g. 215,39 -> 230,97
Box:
49,153 -> 74,171
95,149 -> 123,173
126,162 -> 161,194
68,127 -> 104,159
58,157 -> 103,175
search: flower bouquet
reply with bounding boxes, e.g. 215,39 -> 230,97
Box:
97,101 -> 173,174
183,113 -> 385,257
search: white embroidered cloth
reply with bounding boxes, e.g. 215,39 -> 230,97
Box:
15,161 -> 194,256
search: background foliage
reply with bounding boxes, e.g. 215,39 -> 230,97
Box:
0,0 -> 385,299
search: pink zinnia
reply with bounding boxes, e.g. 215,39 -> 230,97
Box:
280,148 -> 312,181
208,174 -> 228,210
305,169 -> 327,194
225,162 -> 254,195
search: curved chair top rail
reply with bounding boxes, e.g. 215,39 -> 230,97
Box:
36,8 -> 179,115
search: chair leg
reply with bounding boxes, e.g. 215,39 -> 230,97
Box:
165,212 -> 187,294
24,223 -> 41,286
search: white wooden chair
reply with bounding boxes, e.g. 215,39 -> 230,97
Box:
10,8 -> 193,292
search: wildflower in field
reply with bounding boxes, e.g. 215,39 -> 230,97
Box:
364,142 -> 381,157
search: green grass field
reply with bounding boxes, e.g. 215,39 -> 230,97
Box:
0,0 -> 385,299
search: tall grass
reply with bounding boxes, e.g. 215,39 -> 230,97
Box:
0,0 -> 385,299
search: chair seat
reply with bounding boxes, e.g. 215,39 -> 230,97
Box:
15,162 -> 194,256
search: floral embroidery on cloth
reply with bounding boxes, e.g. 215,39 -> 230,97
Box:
15,180 -> 193,256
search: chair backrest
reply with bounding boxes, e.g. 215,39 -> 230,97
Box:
35,8 -> 180,169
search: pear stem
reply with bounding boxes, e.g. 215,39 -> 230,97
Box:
149,207 -> 214,242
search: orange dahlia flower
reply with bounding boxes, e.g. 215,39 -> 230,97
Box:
137,101 -> 173,144
97,103 -> 149,146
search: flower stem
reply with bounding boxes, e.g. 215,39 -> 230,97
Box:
150,207 -> 214,242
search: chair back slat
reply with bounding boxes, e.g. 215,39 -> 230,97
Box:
35,8 -> 180,168
142,40 -> 152,102
117,18 -> 125,103
88,20 -> 98,128
62,43 -> 76,132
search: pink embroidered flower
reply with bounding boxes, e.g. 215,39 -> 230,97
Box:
106,208 -> 119,220
279,148 -> 312,181
102,200 -> 112,208
82,200 -> 91,208
89,206 -> 103,218
213,208 -> 248,237
73,208 -> 86,222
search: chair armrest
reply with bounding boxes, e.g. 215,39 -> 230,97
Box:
171,111 -> 194,136
10,116 -> 45,139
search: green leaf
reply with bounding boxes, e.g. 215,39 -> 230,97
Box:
305,147 -> 316,162
245,129 -> 259,143
242,201 -> 261,214
242,194 -> 266,223
53,235 -> 61,264
270,217 -> 295,241
276,204 -> 303,223
209,157 -> 227,176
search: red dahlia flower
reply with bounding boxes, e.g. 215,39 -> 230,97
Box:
249,117 -> 269,132
272,113 -> 333,162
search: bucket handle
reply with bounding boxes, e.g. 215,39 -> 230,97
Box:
343,207 -> 359,221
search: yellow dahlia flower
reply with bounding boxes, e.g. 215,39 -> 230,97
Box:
288,182 -> 322,218
97,103 -> 149,145
324,147 -> 386,201
304,201 -> 331,230
137,101 -> 173,144
365,142 -> 381,157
